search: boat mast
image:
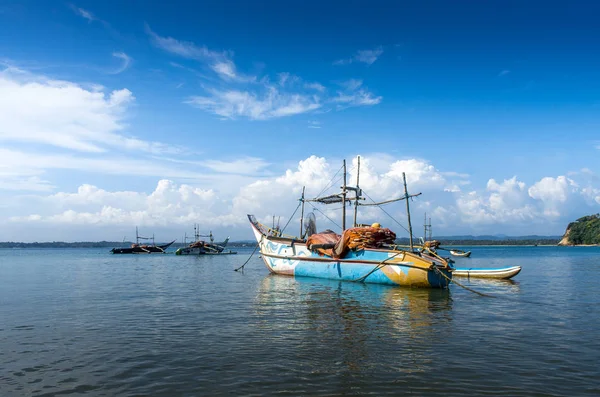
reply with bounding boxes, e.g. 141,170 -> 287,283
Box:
342,160 -> 347,230
403,172 -> 414,251
353,156 -> 361,227
299,186 -> 306,238
429,217 -> 432,241
424,212 -> 427,242
136,226 -> 139,245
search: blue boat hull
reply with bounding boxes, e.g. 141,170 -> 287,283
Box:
250,219 -> 452,288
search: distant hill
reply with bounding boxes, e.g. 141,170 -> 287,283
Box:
0,235 -> 565,248
0,241 -> 127,248
396,236 -> 560,246
558,214 -> 600,246
428,235 -> 562,241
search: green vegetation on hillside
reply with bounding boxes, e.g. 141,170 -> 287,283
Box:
565,214 -> 600,245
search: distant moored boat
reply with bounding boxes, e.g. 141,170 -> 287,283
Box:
111,227 -> 175,254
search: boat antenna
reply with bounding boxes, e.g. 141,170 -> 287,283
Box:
353,156 -> 361,227
299,186 -> 306,238
403,172 -> 414,251
341,159 -> 347,230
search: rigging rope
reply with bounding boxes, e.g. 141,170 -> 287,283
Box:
315,163 -> 345,199
280,201 -> 302,234
307,201 -> 342,230
361,189 -> 417,241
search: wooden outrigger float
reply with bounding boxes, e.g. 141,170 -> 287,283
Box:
248,157 -> 453,288
452,266 -> 521,280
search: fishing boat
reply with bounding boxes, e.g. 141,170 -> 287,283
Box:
175,225 -> 235,255
247,157 -> 453,288
450,249 -> 472,258
453,266 -> 521,280
111,227 -> 175,254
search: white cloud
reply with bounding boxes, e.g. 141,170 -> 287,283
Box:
0,148 -> 205,182
334,47 -> 384,66
110,52 -> 132,74
147,28 -> 379,119
332,79 -> 382,109
308,120 -> 321,129
0,67 -> 179,154
304,82 -> 326,92
210,60 -> 256,82
10,180 -> 220,228
498,70 -> 510,77
72,6 -> 95,22
340,79 -> 364,90
528,176 -> 579,217
4,154 -> 600,240
187,86 -> 321,120
528,176 -> 575,203
202,157 -> 270,175
0,175 -> 54,192
146,24 -> 228,61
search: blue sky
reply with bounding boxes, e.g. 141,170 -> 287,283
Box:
1,0 -> 599,241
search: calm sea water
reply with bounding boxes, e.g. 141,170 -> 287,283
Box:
1,246 -> 599,396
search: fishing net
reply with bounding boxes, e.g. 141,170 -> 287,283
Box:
307,227 -> 396,259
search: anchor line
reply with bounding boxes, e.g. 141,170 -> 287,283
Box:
433,267 -> 494,297
234,243 -> 260,272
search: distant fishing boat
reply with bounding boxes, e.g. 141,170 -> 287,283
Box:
111,227 -> 175,254
453,266 -> 521,279
420,215 -> 472,259
175,224 -> 235,255
450,249 -> 472,258
248,157 -> 453,288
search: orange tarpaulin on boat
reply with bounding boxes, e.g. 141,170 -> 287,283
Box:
305,229 -> 341,257
307,227 -> 396,259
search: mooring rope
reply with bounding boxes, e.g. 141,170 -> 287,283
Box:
434,267 -> 494,297
234,243 -> 260,272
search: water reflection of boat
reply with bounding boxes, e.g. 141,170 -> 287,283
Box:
458,277 -> 521,293
254,274 -> 453,372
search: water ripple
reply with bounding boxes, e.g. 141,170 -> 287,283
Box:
1,246 -> 599,396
